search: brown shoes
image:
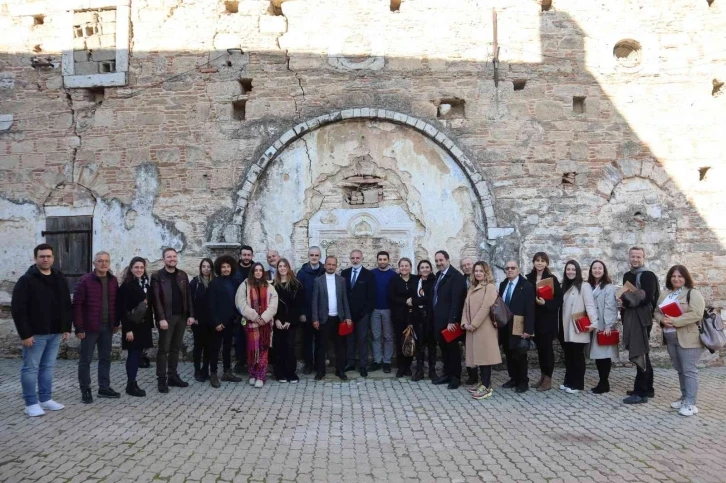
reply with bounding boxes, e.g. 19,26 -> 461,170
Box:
537,376 -> 552,392
532,375 -> 544,389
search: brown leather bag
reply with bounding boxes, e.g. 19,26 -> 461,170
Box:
489,291 -> 513,329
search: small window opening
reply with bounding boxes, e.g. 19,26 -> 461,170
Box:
84,25 -> 96,37
707,0 -> 714,6
573,96 -> 586,114
613,39 -> 642,68
34,15 -> 45,25
33,44 -> 42,53
100,61 -> 115,73
699,167 -> 711,181
86,87 -> 105,104
239,78 -> 253,93
562,172 -> 576,185
541,0 -> 552,11
268,1 -> 283,15
74,26 -> 84,38
391,0 -> 402,12
232,99 -> 247,120
712,79 -> 724,97
437,98 -> 465,119
225,1 -> 239,13
513,79 -> 526,91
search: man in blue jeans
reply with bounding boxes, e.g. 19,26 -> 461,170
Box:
11,244 -> 72,417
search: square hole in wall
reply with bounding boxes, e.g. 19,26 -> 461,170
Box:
437,98 -> 465,118
513,79 -> 526,91
541,0 -> 552,11
239,78 -> 253,93
225,1 -> 239,13
391,0 -> 402,11
34,15 -> 45,25
100,61 -> 116,73
562,172 -> 576,185
85,87 -> 105,104
232,99 -> 246,120
573,96 -> 586,114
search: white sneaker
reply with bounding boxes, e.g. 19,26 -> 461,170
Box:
248,378 -> 256,386
279,379 -> 288,383
679,405 -> 698,417
39,400 -> 64,411
254,379 -> 264,388
670,399 -> 684,410
559,384 -> 567,391
24,404 -> 45,417
565,388 -> 580,394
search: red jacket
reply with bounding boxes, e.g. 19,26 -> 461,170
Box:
72,272 -> 119,333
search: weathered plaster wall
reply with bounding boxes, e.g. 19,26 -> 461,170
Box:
1,0 -> 724,360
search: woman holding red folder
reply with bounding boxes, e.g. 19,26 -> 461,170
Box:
587,261 -> 618,394
654,265 -> 705,417
525,252 -> 562,392
559,260 -> 598,394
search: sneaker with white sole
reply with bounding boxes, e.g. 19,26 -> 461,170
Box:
670,398 -> 684,410
679,405 -> 698,417
565,388 -> 580,394
248,378 -> 256,386
559,384 -> 568,391
468,384 -> 485,394
24,404 -> 45,417
39,400 -> 64,411
254,379 -> 264,388
472,386 -> 494,400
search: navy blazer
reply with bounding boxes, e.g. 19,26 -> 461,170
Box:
431,266 -> 467,330
498,275 -> 536,338
340,266 -> 375,320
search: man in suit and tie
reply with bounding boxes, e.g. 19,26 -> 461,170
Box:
498,260 -> 536,393
312,256 -> 352,381
340,250 -> 376,378
431,250 -> 467,389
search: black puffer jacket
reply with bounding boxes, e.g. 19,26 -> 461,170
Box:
11,265 -> 72,340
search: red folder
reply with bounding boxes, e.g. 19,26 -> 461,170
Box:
441,324 -> 463,343
573,315 -> 592,333
596,330 -> 619,346
659,301 -> 683,318
338,321 -> 354,336
537,285 -> 554,301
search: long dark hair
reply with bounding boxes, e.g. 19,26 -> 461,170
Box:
561,260 -> 584,293
587,260 -> 612,289
199,258 -> 215,281
248,262 -> 268,288
665,264 -> 695,290
527,251 -> 552,278
417,259 -> 433,279
122,257 -> 147,284
213,255 -> 237,277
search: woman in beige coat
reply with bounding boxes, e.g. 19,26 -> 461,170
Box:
559,260 -> 598,394
461,261 -> 500,400
654,264 -> 705,417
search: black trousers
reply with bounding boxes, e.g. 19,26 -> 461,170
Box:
303,322 -> 316,367
346,313 -> 370,368
234,323 -> 246,364
314,317 -> 346,374
415,320 -> 437,371
209,323 -> 234,374
479,365 -> 493,388
191,323 -> 213,373
274,325 -> 298,379
394,315 -> 413,370
437,332 -> 461,380
561,341 -> 586,390
500,328 -> 529,386
535,332 -> 555,378
595,358 -> 612,386
633,325 -> 654,396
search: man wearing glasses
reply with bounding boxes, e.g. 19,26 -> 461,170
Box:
498,260 -> 535,393
73,251 -> 121,403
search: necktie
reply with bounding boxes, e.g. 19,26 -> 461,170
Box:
434,272 -> 443,306
351,268 -> 358,287
505,281 -> 514,306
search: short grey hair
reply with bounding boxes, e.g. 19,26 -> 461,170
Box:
350,249 -> 363,257
308,246 -> 321,255
93,251 -> 110,262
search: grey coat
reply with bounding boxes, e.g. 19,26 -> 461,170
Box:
311,273 -> 352,325
589,283 -> 619,361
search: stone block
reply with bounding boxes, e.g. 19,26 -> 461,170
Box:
259,15 -> 287,34
99,34 -> 116,48
73,61 -> 99,75
98,10 -> 116,23
72,37 -> 87,51
91,49 -> 116,62
534,100 -> 564,121
73,50 -> 90,62
570,141 -> 588,160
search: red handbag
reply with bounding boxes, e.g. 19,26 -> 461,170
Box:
596,330 -> 619,346
338,321 -> 354,336
441,324 -> 463,343
573,314 -> 592,333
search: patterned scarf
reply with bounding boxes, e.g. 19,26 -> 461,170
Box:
247,283 -> 271,364
136,274 -> 149,294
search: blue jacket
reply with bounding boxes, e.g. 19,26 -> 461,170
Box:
296,262 -> 325,320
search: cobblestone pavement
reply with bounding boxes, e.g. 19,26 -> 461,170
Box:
1,360 -> 725,483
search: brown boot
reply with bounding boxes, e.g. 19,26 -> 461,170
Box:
532,375 -> 544,389
537,376 -> 552,392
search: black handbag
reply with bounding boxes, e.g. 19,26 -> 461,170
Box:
515,337 -> 536,353
127,300 -> 147,324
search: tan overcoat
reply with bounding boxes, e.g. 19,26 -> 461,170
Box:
463,283 -> 501,366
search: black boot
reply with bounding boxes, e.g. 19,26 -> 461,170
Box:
126,380 -> 146,397
158,377 -> 169,393
465,367 -> 478,386
139,354 -> 151,368
411,363 -> 424,382
168,374 -> 189,387
194,369 -> 204,382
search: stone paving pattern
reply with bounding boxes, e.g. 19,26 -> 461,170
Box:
1,360 -> 726,483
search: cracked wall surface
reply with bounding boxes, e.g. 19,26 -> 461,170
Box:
1,0 -> 725,359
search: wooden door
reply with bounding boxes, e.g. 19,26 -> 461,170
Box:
43,216 -> 93,292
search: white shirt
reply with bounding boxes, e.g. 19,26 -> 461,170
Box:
326,273 -> 338,316
505,276 -> 519,296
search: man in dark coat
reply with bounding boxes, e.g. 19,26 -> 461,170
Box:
11,244 -> 72,417
296,246 -> 325,374
621,246 -> 660,404
431,250 -> 467,389
498,260 -> 536,393
73,251 -> 120,403
233,244 -> 254,374
341,249 -> 375,377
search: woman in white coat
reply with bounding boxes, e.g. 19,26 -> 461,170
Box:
587,260 -> 618,394
559,260 -> 598,394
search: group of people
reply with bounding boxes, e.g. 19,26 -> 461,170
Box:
12,243 -> 709,419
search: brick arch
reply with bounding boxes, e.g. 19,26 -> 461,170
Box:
232,109 -> 505,239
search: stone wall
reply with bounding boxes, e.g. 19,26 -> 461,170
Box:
0,0 -> 724,362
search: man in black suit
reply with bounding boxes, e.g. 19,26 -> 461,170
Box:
340,249 -> 375,378
266,249 -> 280,280
431,250 -> 467,389
498,260 -> 536,393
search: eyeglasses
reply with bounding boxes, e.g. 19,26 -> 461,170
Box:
96,260 -> 111,265
504,267 -> 517,270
